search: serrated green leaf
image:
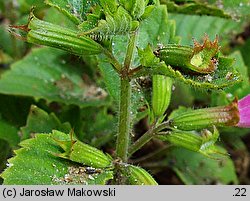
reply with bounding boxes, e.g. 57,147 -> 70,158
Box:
211,51 -> 250,106
0,48 -> 109,107
0,119 -> 19,147
1,131 -> 113,184
165,147 -> 238,184
1,133 -> 70,184
20,105 -> 71,140
137,46 -> 242,90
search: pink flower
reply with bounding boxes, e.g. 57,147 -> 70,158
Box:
237,95 -> 250,128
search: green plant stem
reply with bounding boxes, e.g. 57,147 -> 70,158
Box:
116,77 -> 131,162
102,48 -> 122,73
128,121 -> 170,156
115,32 -> 137,162
124,31 -> 137,71
130,144 -> 171,163
128,65 -> 143,76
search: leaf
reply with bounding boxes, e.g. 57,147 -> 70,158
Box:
98,56 -> 120,100
137,4 -> 180,49
44,7 -> 78,30
20,105 -> 71,140
1,132 -> 70,184
45,0 -> 100,24
163,0 -> 231,18
211,51 -> 250,106
17,0 -> 47,14
0,48 -> 109,107
112,4 -> 179,69
101,5 -> 178,123
237,38 -> 250,77
135,11 -> 242,90
80,6 -> 134,38
0,119 -> 19,147
79,107 -> 116,148
165,147 -> 238,184
1,130 -> 113,184
170,13 -> 244,47
205,0 -> 250,19
98,54 -> 148,124
137,45 -> 242,90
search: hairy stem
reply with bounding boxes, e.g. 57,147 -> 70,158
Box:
128,121 -> 170,156
116,77 -> 131,162
102,48 -> 122,73
124,32 -> 137,71
115,32 -> 137,162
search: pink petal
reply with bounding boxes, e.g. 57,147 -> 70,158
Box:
238,95 -> 250,109
237,107 -> 250,128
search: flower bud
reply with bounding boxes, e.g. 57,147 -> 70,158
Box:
158,126 -> 223,157
128,165 -> 158,185
26,14 -> 103,55
169,99 -> 239,131
155,35 -> 220,74
152,75 -> 172,118
52,131 -> 112,168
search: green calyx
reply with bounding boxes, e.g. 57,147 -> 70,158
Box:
127,165 -> 158,185
169,99 -> 240,131
158,126 -> 225,158
52,132 -> 112,168
26,13 -> 103,55
156,35 -> 220,74
152,75 -> 172,119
